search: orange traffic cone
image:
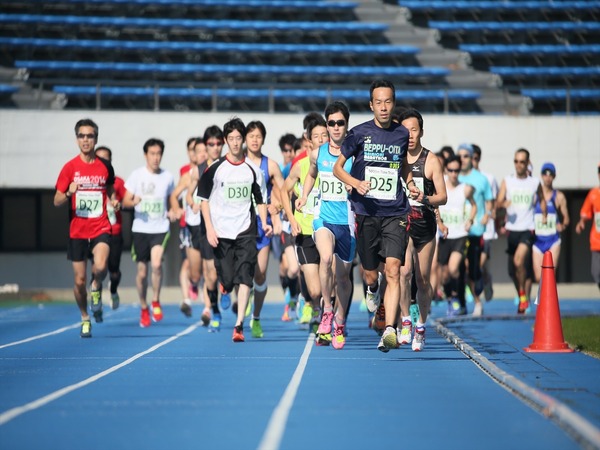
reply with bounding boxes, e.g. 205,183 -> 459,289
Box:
524,251 -> 573,353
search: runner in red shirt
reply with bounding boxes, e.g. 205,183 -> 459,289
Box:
54,119 -> 116,338
575,163 -> 600,290
95,146 -> 125,311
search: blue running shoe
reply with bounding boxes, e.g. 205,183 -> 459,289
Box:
221,292 -> 231,310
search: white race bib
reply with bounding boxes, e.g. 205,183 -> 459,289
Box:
365,166 -> 398,201
534,213 -> 557,236
441,208 -> 463,227
224,181 -> 252,203
319,172 -> 347,202
510,188 -> 534,208
595,212 -> 600,232
140,196 -> 165,220
75,191 -> 103,218
107,203 -> 117,225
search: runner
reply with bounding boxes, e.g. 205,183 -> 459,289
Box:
333,79 -> 419,352
575,163 -> 600,290
186,126 -> 226,331
54,118 -> 116,337
245,120 -> 286,339
280,115 -> 328,332
437,155 -> 477,315
496,148 -> 547,314
298,101 -> 355,349
397,108 -> 447,350
198,117 -> 272,343
122,138 -> 177,327
532,162 -> 569,282
94,146 -> 126,310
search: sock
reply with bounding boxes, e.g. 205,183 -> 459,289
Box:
368,280 -> 379,293
252,316 -> 260,321
402,315 -> 411,323
208,288 -> 219,314
323,306 -> 333,314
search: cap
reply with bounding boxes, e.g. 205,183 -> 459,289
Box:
541,162 -> 556,175
457,143 -> 473,156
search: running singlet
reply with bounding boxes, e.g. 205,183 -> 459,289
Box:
55,155 -> 114,239
294,152 -> 319,236
314,142 -> 353,226
107,176 -> 126,235
186,162 -> 207,227
405,148 -> 436,222
503,174 -> 540,232
341,119 -> 409,216
534,190 -> 560,241
198,155 -> 266,240
125,166 -> 175,234
580,186 -> 600,252
439,182 -> 469,240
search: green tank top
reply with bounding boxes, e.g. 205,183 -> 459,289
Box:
294,154 -> 319,235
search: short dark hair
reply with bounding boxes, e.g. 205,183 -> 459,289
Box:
203,125 -> 223,144
279,133 -> 296,152
143,138 -> 165,154
303,112 -> 323,131
246,120 -> 267,140
516,147 -> 530,161
306,115 -> 327,140
369,79 -> 395,102
186,137 -> 198,149
440,145 -> 454,158
445,155 -> 461,167
75,118 -> 99,139
95,146 -> 112,160
324,101 -> 350,123
396,107 -> 423,131
223,117 -> 246,140
472,144 -> 482,158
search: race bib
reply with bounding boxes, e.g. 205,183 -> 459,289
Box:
534,213 -> 557,236
302,186 -> 319,216
365,166 -> 398,201
319,172 -> 347,202
405,176 -> 424,206
441,208 -> 463,227
224,181 -> 252,203
510,189 -> 533,208
140,196 -> 165,220
595,212 -> 600,232
75,191 -> 103,218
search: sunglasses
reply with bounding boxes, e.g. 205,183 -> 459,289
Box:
77,133 -> 95,140
447,168 -> 460,173
327,120 -> 346,128
206,141 -> 222,147
514,159 -> 527,164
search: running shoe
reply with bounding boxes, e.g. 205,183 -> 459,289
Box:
220,291 -> 231,310
359,298 -> 368,313
80,319 -> 92,338
483,278 -> 494,302
379,326 -> 399,352
465,285 -> 474,303
298,303 -> 313,325
412,326 -> 426,351
332,323 -> 346,350
90,287 -> 103,323
111,293 -> 120,310
281,304 -> 293,322
397,319 -> 412,345
151,300 -> 163,322
180,299 -> 192,318
232,324 -> 245,342
365,272 -> 383,313
208,313 -> 221,332
188,283 -> 198,301
201,307 -> 211,327
371,303 -> 385,336
317,310 -> 333,335
315,332 -> 332,346
409,302 -> 420,326
140,308 -> 151,328
517,295 -> 530,314
250,318 -> 264,338
473,302 -> 483,317
309,309 -> 321,335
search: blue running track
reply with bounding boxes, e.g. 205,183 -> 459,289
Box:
0,298 -> 599,449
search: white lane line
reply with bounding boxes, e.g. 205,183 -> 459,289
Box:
257,334 -> 314,450
0,307 -> 133,350
0,321 -> 200,426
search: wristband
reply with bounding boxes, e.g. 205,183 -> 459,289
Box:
407,179 -> 416,187
421,194 -> 431,206
65,191 -> 72,198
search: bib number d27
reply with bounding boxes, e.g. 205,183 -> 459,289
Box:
75,191 -> 103,218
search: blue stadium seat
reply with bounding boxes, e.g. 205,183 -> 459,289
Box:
399,1 -> 600,10
0,37 -> 420,55
0,14 -> 388,33
65,0 -> 358,8
14,60 -> 448,78
490,66 -> 600,77
460,44 -> 600,54
520,88 -> 600,99
429,21 -> 600,32
0,84 -> 18,94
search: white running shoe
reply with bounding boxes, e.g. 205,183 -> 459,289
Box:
365,272 -> 383,313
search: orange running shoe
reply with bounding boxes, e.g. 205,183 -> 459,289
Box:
140,308 -> 151,328
151,300 -> 163,322
232,325 -> 245,342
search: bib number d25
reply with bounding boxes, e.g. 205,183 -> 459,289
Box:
364,166 -> 397,201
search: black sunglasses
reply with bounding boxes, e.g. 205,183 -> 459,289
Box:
327,120 -> 346,127
77,133 -> 95,140
447,168 -> 460,173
